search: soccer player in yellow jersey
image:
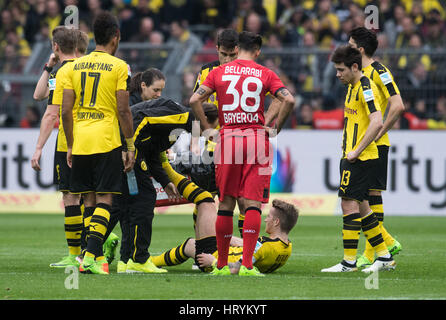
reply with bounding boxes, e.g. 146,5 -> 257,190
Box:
62,12 -> 135,275
321,46 -> 395,273
151,199 -> 298,274
31,27 -> 89,268
348,27 -> 405,267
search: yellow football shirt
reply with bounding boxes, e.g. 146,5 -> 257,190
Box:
342,76 -> 383,161
194,60 -> 220,108
63,50 -> 130,155
213,236 -> 292,273
362,61 -> 401,147
52,59 -> 75,152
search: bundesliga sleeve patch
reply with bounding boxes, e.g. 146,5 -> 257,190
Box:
48,78 -> 56,91
379,72 -> 393,85
363,89 -> 374,102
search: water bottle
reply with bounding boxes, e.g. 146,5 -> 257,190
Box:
126,169 -> 139,195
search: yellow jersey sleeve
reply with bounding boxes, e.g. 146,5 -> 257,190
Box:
116,62 -> 131,91
370,61 -> 400,100
52,60 -> 75,106
52,60 -> 75,152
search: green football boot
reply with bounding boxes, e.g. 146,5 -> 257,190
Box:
49,254 -> 80,268
210,265 -> 232,276
80,257 -> 109,275
356,255 -> 373,268
238,265 -> 265,277
388,239 -> 402,256
103,233 -> 120,264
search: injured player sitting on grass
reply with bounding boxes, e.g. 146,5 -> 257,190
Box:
151,199 -> 298,274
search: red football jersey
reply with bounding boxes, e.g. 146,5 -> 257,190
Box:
202,59 -> 285,129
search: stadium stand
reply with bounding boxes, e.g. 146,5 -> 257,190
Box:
0,0 -> 445,129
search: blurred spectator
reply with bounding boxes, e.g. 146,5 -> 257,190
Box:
244,10 -> 270,41
160,0 -> 198,28
133,0 -> 161,29
399,61 -> 431,108
421,12 -> 446,50
198,0 -> 230,28
20,105 -> 40,128
282,8 -> 313,46
44,0 -> 63,37
336,15 -> 354,44
24,0 -> 47,45
433,95 -> 446,123
394,15 -> 416,49
295,102 -> 314,129
334,0 -> 353,23
80,0 -> 104,31
130,16 -> 155,42
0,80 -> 17,127
275,0 -> 296,31
397,32 -> 431,72
117,5 -> 139,42
167,21 -> 202,49
295,31 -> 321,97
313,0 -> 340,48
0,44 -> 22,74
232,0 -> 268,33
383,3 -> 407,46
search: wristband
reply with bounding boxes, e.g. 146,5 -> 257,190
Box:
125,137 -> 135,152
44,64 -> 53,73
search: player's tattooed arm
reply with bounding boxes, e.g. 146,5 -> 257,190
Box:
276,87 -> 291,97
190,85 -> 214,131
197,87 -> 207,95
272,87 -> 295,133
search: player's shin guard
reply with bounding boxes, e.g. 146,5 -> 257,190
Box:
343,213 -> 361,262
215,210 -> 233,269
64,205 -> 83,256
84,203 -> 110,260
152,238 -> 191,267
242,207 -> 262,269
195,236 -> 217,272
369,195 -> 394,247
361,212 -> 389,258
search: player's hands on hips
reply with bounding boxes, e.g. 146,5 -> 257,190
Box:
346,150 -> 359,163
31,148 -> 42,171
66,148 -> 72,168
164,182 -> 181,202
123,150 -> 136,172
262,125 -> 278,137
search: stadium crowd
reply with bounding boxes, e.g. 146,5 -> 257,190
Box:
0,0 -> 445,129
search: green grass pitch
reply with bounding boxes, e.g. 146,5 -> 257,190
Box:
1,213 -> 445,301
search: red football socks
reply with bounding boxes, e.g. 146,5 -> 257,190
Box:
242,207 -> 262,269
215,211 -> 233,269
